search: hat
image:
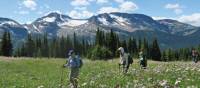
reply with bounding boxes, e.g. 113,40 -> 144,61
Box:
68,50 -> 74,56
118,47 -> 124,53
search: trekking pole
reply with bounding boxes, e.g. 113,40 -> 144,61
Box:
60,66 -> 64,88
118,63 -> 121,75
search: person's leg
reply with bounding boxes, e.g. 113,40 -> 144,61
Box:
69,71 -> 74,87
140,60 -> 142,69
192,56 -> 195,63
195,56 -> 198,63
74,78 -> 78,88
144,60 -> 147,69
122,61 -> 126,73
118,63 -> 121,73
73,68 -> 79,88
141,60 -> 144,68
71,78 -> 76,88
122,64 -> 126,73
70,68 -> 77,88
125,64 -> 130,73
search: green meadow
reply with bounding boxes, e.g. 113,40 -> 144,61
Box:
0,57 -> 200,88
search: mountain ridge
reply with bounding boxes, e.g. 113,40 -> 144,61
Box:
0,12 -> 200,49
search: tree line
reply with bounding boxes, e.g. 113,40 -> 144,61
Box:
0,29 -> 199,61
14,33 -> 91,58
89,28 -> 161,61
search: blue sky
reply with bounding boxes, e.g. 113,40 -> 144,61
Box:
0,0 -> 200,26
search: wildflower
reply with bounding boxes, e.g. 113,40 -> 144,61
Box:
165,69 -> 169,72
187,85 -> 198,88
81,82 -> 87,86
90,80 -> 95,84
37,85 -> 44,88
148,78 -> 153,81
198,69 -> 200,72
185,67 -> 190,71
191,67 -> 195,71
175,80 -> 181,86
159,80 -> 168,87
100,84 -> 107,88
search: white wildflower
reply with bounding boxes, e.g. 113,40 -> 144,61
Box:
198,69 -> 200,72
159,80 -> 168,87
175,80 -> 181,86
81,82 -> 87,86
187,85 -> 198,88
90,80 -> 95,84
37,85 -> 44,88
185,67 -> 190,71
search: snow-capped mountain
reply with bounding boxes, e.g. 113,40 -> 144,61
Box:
0,18 -> 27,38
1,12 -> 200,49
157,19 -> 199,36
88,13 -> 168,32
25,12 -> 90,38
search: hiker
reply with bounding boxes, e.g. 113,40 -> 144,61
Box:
64,50 -> 83,88
139,49 -> 147,69
117,47 -> 133,74
192,49 -> 199,63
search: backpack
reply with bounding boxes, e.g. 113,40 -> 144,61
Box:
68,58 -> 78,68
78,59 -> 83,68
76,56 -> 83,68
128,54 -> 133,64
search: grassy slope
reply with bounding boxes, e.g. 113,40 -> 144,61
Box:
0,57 -> 200,88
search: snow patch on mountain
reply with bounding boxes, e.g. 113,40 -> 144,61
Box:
183,29 -> 198,36
0,21 -> 18,26
59,19 -> 87,27
32,24 -> 41,32
42,17 -> 56,22
110,14 -> 130,26
98,17 -> 110,25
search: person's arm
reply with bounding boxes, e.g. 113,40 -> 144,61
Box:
63,57 -> 71,67
67,57 -> 71,67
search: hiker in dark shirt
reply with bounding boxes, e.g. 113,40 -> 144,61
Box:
64,50 -> 83,88
192,49 -> 199,63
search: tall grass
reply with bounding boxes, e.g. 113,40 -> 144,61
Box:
0,57 -> 200,88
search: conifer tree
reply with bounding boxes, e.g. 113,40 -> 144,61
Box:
150,38 -> 161,61
1,31 -> 13,56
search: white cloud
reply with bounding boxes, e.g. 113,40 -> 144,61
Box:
152,16 -> 176,21
97,0 -> 108,3
74,7 -> 87,11
69,10 -> 94,19
19,11 -> 29,15
14,10 -> 29,15
71,0 -> 90,6
44,4 -> 50,9
98,7 -> 119,14
115,0 -> 124,3
22,0 -> 37,10
153,13 -> 200,26
88,0 -> 95,1
25,21 -> 32,24
152,16 -> 169,20
178,13 -> 200,26
165,3 -> 183,14
119,1 -> 138,12
97,1 -> 138,14
43,11 -> 62,16
165,3 -> 180,9
174,9 -> 182,14
37,11 -> 43,15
